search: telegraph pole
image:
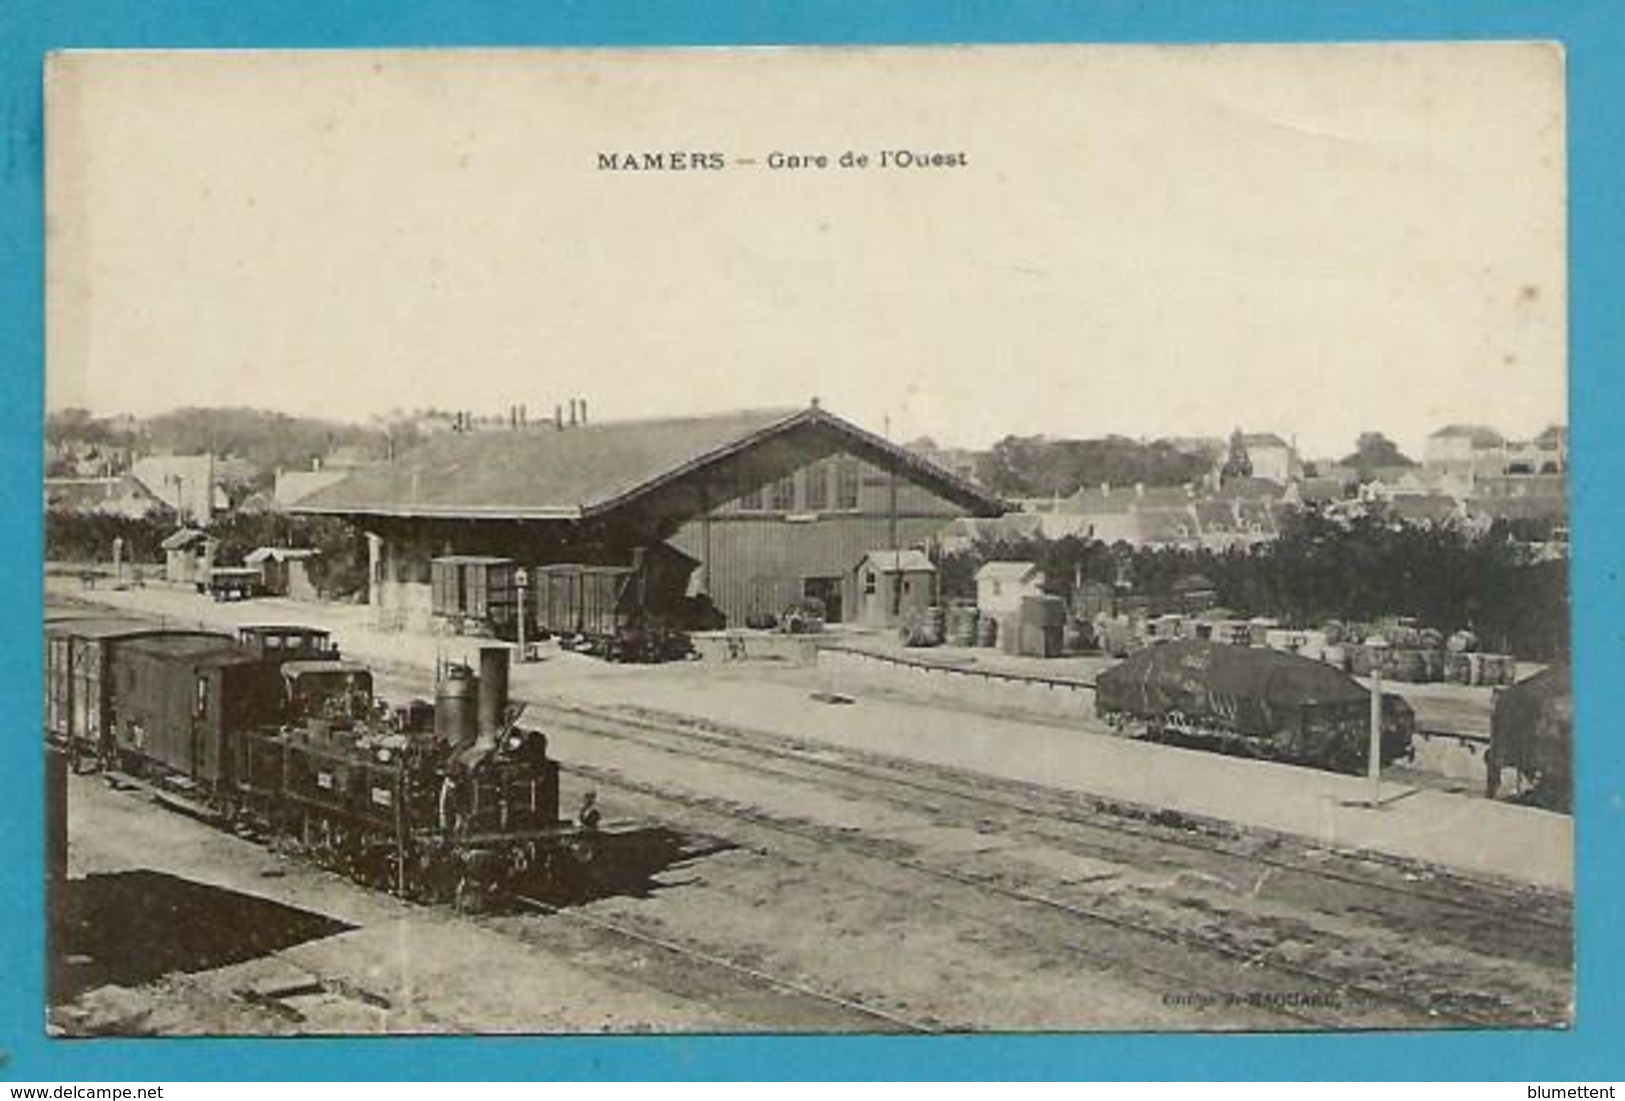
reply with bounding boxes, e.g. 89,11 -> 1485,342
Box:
1366,637 -> 1389,807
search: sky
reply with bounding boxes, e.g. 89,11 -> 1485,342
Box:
45,44 -> 1566,459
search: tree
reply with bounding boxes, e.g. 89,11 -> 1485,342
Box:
1341,432 -> 1416,479
1220,429 -> 1252,483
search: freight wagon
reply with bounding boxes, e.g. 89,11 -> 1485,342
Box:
1487,662 -> 1571,813
532,552 -> 697,662
45,617 -> 227,769
1094,640 -> 1415,773
430,556 -> 521,638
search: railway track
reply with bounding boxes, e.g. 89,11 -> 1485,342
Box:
536,698 -> 1570,931
520,696 -> 1570,1029
508,893 -> 933,1033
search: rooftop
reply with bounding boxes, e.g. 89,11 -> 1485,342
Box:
295,405 -> 1004,521
1429,423 -> 1505,448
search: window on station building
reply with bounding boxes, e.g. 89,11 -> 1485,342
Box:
803,463 -> 828,511
864,571 -> 877,595
770,475 -> 796,512
836,460 -> 860,510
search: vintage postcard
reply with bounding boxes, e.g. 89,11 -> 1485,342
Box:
42,44 -> 1570,1036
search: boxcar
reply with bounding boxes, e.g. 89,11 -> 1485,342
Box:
1488,662 -> 1571,813
1094,639 -> 1414,773
44,617 -> 227,764
108,634 -> 283,786
430,556 -> 520,636
533,564 -> 635,639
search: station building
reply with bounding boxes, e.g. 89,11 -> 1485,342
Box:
292,403 -> 1006,630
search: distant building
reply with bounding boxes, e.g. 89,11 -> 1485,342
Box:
1237,433 -> 1301,485
975,561 -> 1046,616
44,475 -> 171,520
130,455 -> 226,524
1424,424 -> 1507,479
1056,482 -> 1279,550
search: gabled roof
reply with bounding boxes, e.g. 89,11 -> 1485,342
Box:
245,546 -> 320,565
293,405 -> 1005,522
1429,423 -> 1505,448
858,549 -> 935,573
975,561 -> 1043,584
1533,425 -> 1569,446
1240,432 -> 1290,449
160,527 -> 214,550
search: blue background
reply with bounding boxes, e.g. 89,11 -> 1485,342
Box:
3,0 -> 1620,1082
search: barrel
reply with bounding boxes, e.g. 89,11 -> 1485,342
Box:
923,605 -> 947,645
976,615 -> 999,648
945,605 -> 979,647
998,615 -> 1022,655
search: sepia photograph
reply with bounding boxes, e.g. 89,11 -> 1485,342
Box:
41,43 -> 1571,1038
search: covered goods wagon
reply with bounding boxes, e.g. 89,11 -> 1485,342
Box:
1094,640 -> 1414,773
1488,662 -> 1571,813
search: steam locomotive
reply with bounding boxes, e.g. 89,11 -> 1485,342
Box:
45,615 -> 593,907
1094,640 -> 1416,774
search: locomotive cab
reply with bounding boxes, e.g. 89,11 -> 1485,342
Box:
280,660 -> 377,728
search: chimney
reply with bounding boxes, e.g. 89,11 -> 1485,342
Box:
555,404 -> 564,430
519,403 -> 527,427
580,398 -> 589,425
568,399 -> 578,427
476,645 -> 510,749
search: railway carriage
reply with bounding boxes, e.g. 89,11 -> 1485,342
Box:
1487,662 -> 1571,813
1094,639 -> 1415,773
45,617 -> 229,768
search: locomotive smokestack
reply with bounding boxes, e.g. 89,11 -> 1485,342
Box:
476,645 -> 510,746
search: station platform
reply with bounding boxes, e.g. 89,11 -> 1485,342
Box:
47,581 -> 1573,893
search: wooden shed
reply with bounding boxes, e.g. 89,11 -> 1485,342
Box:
160,528 -> 216,586
245,546 -> 321,601
975,561 -> 1046,617
852,549 -> 937,628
